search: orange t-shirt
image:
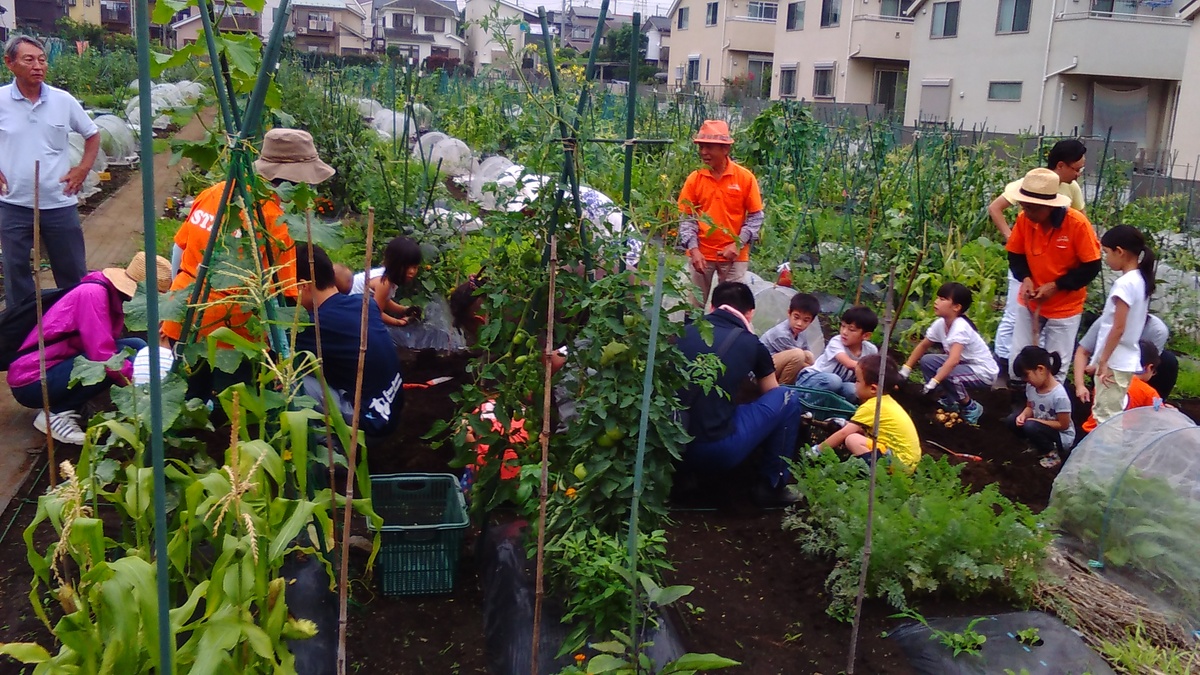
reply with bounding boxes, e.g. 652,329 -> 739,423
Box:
162,181 -> 296,343
678,160 -> 764,263
1082,376 -> 1160,432
1006,207 -> 1101,319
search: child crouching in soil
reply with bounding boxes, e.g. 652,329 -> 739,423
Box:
812,354 -> 922,471
1008,346 -> 1075,469
899,282 -> 998,425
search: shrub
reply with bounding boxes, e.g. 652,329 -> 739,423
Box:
783,454 -> 1051,620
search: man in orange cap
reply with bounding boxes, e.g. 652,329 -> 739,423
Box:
677,119 -> 764,307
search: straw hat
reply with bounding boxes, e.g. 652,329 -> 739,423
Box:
1003,168 -> 1072,208
253,128 -> 336,185
102,251 -> 171,297
693,119 -> 734,145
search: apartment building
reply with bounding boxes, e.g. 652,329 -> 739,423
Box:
770,0 -> 913,113
1172,0 -> 1200,177
643,14 -> 671,67
667,0 -> 777,98
904,0 -> 1192,164
463,0 -> 543,71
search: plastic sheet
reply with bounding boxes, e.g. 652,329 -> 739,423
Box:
92,114 -> 138,163
68,132 -> 106,201
386,297 -> 466,351
480,520 -> 686,675
1049,407 -> 1200,626
469,156 -> 516,204
414,131 -> 448,163
890,611 -> 1114,675
741,271 -> 826,355
370,109 -> 416,141
355,97 -> 384,119
428,137 -> 474,177
280,551 -> 337,675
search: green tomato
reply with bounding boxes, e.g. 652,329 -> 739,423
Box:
514,354 -> 529,366
573,463 -> 588,480
512,331 -> 526,346
622,314 -> 640,329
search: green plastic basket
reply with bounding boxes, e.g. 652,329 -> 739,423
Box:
789,386 -> 857,421
370,473 -> 469,596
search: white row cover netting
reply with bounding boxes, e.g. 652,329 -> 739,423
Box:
743,271 -> 825,353
92,114 -> 138,163
1049,406 -> 1200,627
125,81 -> 205,130
370,109 -> 417,140
68,132 -> 108,201
413,135 -> 475,177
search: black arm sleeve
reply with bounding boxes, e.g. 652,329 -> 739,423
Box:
1056,259 -> 1102,291
1008,252 -> 1032,283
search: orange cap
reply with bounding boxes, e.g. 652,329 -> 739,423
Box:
692,119 -> 734,145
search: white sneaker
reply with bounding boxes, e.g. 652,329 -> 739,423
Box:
33,410 -> 86,445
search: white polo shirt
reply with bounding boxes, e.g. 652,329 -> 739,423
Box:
0,82 -> 99,209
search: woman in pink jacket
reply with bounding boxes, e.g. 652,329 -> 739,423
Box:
7,252 -> 168,444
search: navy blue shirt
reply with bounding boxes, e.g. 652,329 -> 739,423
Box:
295,293 -> 403,437
678,309 -> 774,443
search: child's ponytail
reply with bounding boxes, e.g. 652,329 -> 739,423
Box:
1101,224 -> 1156,297
1013,345 -> 1061,378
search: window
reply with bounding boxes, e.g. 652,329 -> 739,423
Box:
786,1 -> 804,29
930,1 -> 958,38
748,58 -> 772,97
920,78 -> 951,122
779,66 -> 797,96
705,1 -> 718,25
996,0 -> 1030,34
813,65 -> 834,98
819,0 -> 840,27
880,0 -> 913,17
677,6 -> 690,28
747,1 -> 778,21
873,69 -> 904,112
424,16 -> 445,32
393,12 -> 414,29
571,26 -> 591,38
686,57 -> 701,82
988,81 -> 1022,101
1091,0 -> 1137,14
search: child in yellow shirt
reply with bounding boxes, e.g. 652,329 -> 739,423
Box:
814,354 -> 922,469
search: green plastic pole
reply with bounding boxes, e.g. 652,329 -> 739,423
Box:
134,0 -> 173,670
195,0 -> 238,135
619,13 -> 640,273
625,248 -> 668,641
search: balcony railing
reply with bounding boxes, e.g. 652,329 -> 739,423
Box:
853,13 -> 914,23
730,14 -> 777,23
304,19 -> 335,34
101,2 -> 130,23
383,25 -> 418,38
216,13 -> 260,31
1056,9 -> 1189,25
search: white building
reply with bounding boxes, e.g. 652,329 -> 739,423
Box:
666,0 -> 777,99
463,0 -> 541,71
770,0 -> 913,114
905,0 -> 1192,165
373,0 -> 464,63
1171,0 -> 1200,177
643,14 -> 671,67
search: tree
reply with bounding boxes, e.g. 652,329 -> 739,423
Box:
593,23 -> 658,82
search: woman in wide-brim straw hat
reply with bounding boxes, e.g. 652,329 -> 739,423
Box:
1003,167 -> 1102,384
7,251 -> 171,445
161,128 -> 337,354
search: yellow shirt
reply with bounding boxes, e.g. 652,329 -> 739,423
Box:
851,395 -> 922,469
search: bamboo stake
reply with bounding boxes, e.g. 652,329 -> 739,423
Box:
531,234 -> 559,675
846,266 -> 897,674
31,161 -> 57,486
336,207 -> 376,675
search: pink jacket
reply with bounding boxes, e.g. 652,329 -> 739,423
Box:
7,271 -> 134,388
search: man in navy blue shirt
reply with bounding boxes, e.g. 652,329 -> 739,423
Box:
294,243 -> 403,437
678,282 -> 803,506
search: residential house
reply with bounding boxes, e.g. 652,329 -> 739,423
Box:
463,0 -> 541,71
1172,0 -> 1200,177
14,0 -> 63,33
171,3 -> 261,46
290,0 -> 368,53
643,14 -> 670,67
563,5 -> 631,53
666,0 -> 777,100
373,0 -> 464,64
904,0 -> 1192,167
770,0 -> 913,115
66,0 -> 102,31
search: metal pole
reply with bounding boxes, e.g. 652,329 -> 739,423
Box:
195,0 -> 238,135
135,0 -> 173,668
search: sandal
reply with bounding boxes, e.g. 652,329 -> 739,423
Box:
1039,454 -> 1062,469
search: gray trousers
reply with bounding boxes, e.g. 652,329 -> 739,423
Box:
0,202 -> 86,305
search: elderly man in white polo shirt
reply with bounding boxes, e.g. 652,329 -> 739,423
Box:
0,35 -> 99,306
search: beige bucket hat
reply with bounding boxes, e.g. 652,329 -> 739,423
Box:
1003,168 -> 1073,208
253,128 -> 336,185
102,251 -> 171,297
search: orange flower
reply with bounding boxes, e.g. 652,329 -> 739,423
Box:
565,487 -> 578,499
574,653 -> 585,664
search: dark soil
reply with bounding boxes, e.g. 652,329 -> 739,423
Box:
2,345 -> 1198,674
77,164 -> 136,218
